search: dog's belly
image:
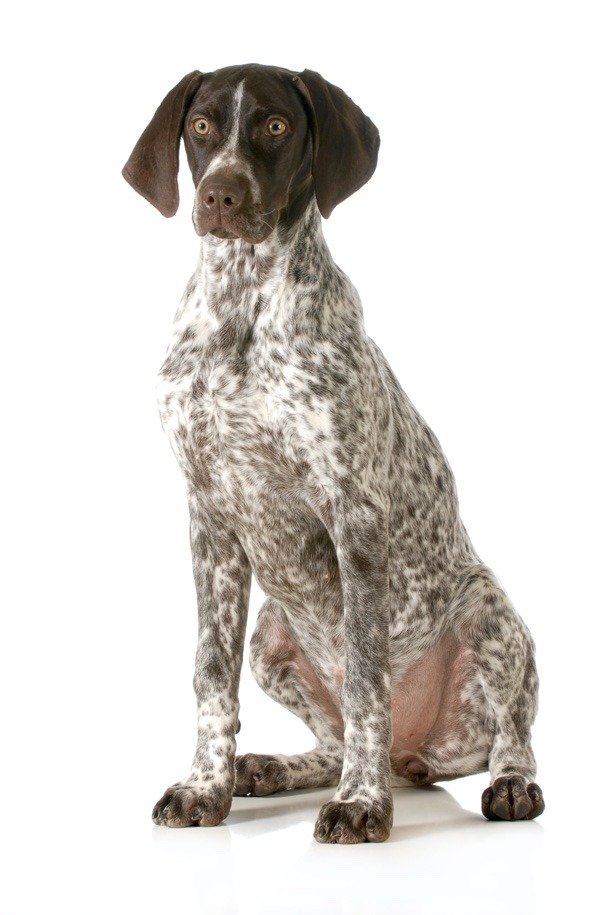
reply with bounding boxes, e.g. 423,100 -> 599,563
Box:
389,633 -> 484,778
265,619 -> 482,773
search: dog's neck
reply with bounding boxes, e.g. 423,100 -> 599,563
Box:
188,197 -> 363,336
194,199 -> 334,309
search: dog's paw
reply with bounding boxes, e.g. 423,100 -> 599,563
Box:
152,782 -> 231,827
314,797 -> 393,844
234,753 -> 289,796
482,776 -> 545,821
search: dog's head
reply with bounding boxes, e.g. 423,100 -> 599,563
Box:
123,64 -> 379,243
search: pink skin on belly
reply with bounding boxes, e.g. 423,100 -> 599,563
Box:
389,633 -> 473,781
264,620 -> 472,782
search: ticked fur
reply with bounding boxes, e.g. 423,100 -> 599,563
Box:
152,199 -> 543,839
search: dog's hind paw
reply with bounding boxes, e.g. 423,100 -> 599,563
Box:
482,776 -> 545,821
233,753 -> 289,796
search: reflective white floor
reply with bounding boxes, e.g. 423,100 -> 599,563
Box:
3,769 -> 587,915
1,591 -> 593,915
149,782 -> 542,915
1,615 -> 591,915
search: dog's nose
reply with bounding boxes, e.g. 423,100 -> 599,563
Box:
201,181 -> 245,214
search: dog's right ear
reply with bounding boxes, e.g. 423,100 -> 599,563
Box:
122,71 -> 203,217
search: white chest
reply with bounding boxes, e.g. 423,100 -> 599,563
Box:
156,296 -> 293,486
155,271 -> 343,513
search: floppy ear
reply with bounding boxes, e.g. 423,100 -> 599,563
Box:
122,70 -> 203,217
292,70 -> 380,219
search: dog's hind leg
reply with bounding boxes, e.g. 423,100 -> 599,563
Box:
451,564 -> 545,820
234,749 -> 342,796
234,599 -> 343,796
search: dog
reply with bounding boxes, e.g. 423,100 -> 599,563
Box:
123,64 -> 544,843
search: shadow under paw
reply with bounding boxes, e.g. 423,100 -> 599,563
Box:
482,776 -> 545,821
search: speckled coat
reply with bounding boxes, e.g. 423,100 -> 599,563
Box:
123,64 -> 544,843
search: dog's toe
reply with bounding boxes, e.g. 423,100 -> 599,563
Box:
482,776 -> 545,821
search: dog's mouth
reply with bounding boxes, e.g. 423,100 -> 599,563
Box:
195,211 -> 278,245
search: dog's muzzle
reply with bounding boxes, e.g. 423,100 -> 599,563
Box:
193,172 -> 271,242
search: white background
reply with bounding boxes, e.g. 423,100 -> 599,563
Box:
1,1 -> 599,913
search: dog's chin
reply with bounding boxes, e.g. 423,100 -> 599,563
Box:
209,227 -> 238,240
240,224 -> 277,244
194,217 -> 276,245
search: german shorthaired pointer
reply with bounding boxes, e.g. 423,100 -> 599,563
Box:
123,64 -> 544,843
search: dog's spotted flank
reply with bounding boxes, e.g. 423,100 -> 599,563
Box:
123,63 -> 544,844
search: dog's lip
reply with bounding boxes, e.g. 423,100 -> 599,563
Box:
194,205 -> 278,243
202,222 -> 275,244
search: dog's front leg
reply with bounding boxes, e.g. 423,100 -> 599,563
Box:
314,499 -> 393,844
152,497 -> 251,828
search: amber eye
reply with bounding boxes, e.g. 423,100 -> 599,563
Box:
267,118 -> 288,137
192,117 -> 210,136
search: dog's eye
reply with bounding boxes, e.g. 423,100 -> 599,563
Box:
192,117 -> 211,136
267,118 -> 288,137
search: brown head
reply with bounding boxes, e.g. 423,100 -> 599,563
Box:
122,64 -> 379,243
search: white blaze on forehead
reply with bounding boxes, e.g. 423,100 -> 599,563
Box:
226,80 -> 245,151
201,79 -> 259,197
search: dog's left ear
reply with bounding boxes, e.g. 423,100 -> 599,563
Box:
122,70 -> 203,217
292,70 -> 380,219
